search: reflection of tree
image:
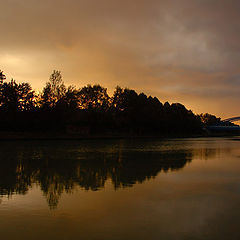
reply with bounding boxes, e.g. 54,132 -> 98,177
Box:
110,151 -> 192,189
192,147 -> 231,160
0,158 -> 31,196
0,141 -> 193,208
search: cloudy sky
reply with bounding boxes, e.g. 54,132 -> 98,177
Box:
1,0 -> 240,117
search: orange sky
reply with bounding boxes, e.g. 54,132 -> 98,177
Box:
1,0 -> 240,118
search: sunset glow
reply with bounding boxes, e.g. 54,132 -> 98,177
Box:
1,0 -> 240,117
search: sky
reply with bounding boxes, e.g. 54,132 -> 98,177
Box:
1,0 -> 240,118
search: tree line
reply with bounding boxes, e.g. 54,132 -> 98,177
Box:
0,70 -> 222,135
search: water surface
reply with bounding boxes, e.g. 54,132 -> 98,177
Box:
0,137 -> 240,240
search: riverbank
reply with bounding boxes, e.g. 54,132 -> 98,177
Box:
0,131 -> 198,140
0,130 -> 239,141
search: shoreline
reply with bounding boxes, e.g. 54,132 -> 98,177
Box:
0,131 -> 239,141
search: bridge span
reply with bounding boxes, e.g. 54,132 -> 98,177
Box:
204,116 -> 240,135
222,117 -> 240,123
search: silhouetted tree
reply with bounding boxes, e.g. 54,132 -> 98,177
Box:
0,79 -> 35,111
78,84 -> 109,110
199,113 -> 221,126
0,70 -> 6,83
0,69 -> 205,135
64,85 -> 80,110
41,70 -> 66,108
111,86 -> 125,111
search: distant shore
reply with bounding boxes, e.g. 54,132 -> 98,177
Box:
0,131 -> 239,141
0,131 -> 199,141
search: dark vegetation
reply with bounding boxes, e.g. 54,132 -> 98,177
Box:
0,70 -> 223,136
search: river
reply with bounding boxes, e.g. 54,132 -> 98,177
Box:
0,137 -> 240,240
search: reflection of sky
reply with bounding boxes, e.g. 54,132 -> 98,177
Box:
0,139 -> 194,208
1,0 -> 240,117
1,138 -> 240,239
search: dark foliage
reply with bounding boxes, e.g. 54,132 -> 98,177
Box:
199,113 -> 221,126
0,70 -> 205,135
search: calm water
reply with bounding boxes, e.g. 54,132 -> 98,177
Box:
1,137 -> 240,240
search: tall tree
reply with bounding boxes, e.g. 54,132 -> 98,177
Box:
41,70 -> 66,108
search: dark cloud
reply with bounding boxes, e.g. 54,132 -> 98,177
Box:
1,0 -> 240,117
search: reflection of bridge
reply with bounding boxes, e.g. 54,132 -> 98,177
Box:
222,117 -> 240,123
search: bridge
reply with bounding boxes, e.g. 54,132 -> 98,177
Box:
205,116 -> 240,135
222,117 -> 240,123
